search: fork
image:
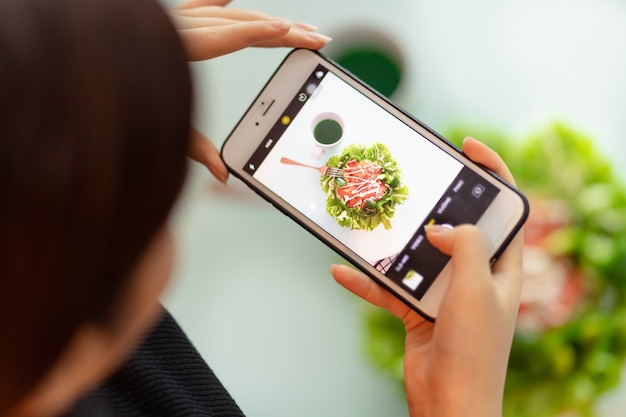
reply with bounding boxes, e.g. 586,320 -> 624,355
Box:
280,157 -> 344,178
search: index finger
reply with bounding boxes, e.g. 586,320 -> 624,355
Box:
178,21 -> 329,61
177,20 -> 291,60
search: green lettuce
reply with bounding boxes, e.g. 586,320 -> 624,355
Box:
320,142 -> 409,231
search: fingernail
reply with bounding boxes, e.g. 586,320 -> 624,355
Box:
270,20 -> 293,30
424,224 -> 452,236
307,31 -> 333,44
208,166 -> 229,184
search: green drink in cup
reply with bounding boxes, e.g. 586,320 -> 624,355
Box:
311,112 -> 344,159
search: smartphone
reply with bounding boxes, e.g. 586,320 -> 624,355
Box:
221,48 -> 528,321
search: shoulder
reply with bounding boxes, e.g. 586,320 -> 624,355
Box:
64,309 -> 245,417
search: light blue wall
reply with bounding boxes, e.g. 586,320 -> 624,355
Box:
161,1 -> 626,416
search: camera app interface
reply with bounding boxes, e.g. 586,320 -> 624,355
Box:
244,65 -> 498,298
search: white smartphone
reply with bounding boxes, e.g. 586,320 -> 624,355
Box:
221,48 -> 528,321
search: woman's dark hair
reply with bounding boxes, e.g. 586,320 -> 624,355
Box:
0,0 -> 192,410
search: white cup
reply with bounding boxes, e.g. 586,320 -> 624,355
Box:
310,112 -> 344,159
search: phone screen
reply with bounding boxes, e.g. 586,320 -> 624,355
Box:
241,64 -> 500,299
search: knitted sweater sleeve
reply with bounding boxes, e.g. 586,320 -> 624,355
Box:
64,309 -> 246,417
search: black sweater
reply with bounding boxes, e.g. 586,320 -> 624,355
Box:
64,310 -> 245,417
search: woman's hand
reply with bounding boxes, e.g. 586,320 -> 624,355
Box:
187,127 -> 229,183
331,138 -> 524,417
171,0 -> 332,182
170,0 -> 331,61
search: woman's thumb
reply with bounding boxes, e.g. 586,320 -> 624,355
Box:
425,224 -> 492,286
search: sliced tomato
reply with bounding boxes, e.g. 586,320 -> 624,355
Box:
336,159 -> 385,209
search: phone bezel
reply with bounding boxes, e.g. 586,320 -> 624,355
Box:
221,48 -> 529,321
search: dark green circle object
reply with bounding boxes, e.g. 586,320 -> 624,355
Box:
313,119 -> 343,145
334,47 -> 403,98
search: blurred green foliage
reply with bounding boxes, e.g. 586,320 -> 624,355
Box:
365,123 -> 626,417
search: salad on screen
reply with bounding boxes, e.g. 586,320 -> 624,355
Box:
321,142 -> 409,231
